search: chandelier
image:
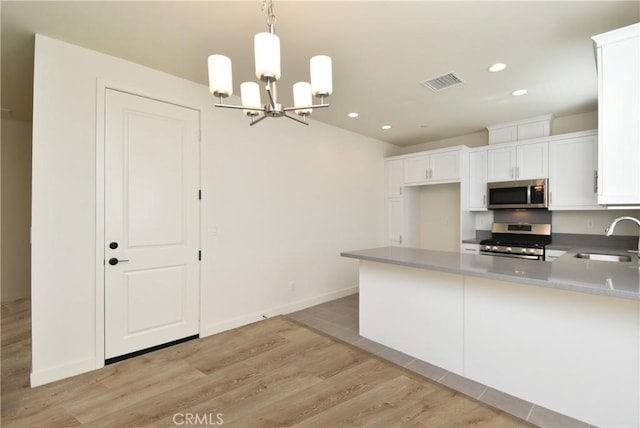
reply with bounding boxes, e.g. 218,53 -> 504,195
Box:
207,0 -> 332,126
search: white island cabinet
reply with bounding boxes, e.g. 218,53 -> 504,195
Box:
593,23 -> 640,206
343,247 -> 639,428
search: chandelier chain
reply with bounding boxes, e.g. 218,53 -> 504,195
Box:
262,0 -> 276,28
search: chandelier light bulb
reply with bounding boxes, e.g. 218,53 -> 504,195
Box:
208,55 -> 233,97
254,32 -> 281,81
240,82 -> 262,116
293,82 -> 313,115
310,55 -> 333,96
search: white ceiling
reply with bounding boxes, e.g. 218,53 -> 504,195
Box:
1,1 -> 638,147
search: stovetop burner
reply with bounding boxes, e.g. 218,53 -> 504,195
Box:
479,222 -> 552,260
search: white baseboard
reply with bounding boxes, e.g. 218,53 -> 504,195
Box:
30,357 -> 101,387
200,285 -> 359,337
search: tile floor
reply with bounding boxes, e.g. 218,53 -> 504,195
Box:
286,293 -> 592,428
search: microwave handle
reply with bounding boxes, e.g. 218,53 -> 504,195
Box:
526,185 -> 531,205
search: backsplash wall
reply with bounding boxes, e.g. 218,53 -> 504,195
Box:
474,209 -> 640,236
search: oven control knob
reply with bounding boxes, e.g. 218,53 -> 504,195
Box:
506,247 -> 512,252
521,248 -> 527,253
485,245 -> 492,250
492,246 -> 498,251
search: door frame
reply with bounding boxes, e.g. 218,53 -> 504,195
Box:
95,80 -> 203,367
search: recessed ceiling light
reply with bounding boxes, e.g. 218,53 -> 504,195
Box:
489,63 -> 507,72
381,125 -> 392,130
347,112 -> 359,118
512,89 -> 528,96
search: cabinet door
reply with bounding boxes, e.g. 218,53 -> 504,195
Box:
403,155 -> 430,185
489,126 -> 517,144
469,150 -> 488,210
387,197 -> 404,246
386,159 -> 403,197
517,121 -> 550,141
516,142 -> 548,180
549,135 -> 601,210
595,27 -> 640,205
430,150 -> 460,182
487,146 -> 516,182
461,243 -> 480,255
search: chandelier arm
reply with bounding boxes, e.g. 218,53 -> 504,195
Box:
214,103 -> 264,112
282,103 -> 330,112
284,113 -> 310,126
249,114 -> 269,126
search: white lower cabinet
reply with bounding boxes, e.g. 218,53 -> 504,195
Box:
461,243 -> 480,255
544,249 -> 566,262
549,132 -> 602,210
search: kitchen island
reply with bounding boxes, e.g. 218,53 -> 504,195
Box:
341,247 -> 639,428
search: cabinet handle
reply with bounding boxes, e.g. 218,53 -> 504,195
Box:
511,167 -> 515,179
593,170 -> 598,194
549,191 -> 553,204
399,235 -> 403,245
483,194 -> 486,205
516,166 -> 520,179
426,169 -> 429,180
400,186 -> 403,195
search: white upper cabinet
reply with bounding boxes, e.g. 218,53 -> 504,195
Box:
404,149 -> 461,185
487,141 -> 548,182
468,149 -> 488,210
592,24 -> 640,206
516,141 -> 549,180
386,159 -> 403,197
487,115 -> 552,145
549,131 -> 602,210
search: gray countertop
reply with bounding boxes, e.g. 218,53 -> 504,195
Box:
341,246 -> 640,301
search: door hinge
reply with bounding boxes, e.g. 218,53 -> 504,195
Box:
198,189 -> 202,200
198,250 -> 202,261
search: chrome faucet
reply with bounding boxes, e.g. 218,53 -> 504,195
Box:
605,216 -> 640,262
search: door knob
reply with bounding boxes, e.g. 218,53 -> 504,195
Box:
108,257 -> 129,266
109,241 -> 118,250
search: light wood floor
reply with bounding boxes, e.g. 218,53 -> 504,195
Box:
2,299 -> 532,427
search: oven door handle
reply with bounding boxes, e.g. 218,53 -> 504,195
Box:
480,251 -> 542,260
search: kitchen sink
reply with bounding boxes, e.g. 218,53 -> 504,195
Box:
574,252 -> 632,262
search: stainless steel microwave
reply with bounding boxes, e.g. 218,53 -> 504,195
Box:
487,179 -> 548,209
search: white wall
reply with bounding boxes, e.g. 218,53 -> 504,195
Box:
1,119 -> 32,301
418,183 -> 461,252
31,34 -> 395,386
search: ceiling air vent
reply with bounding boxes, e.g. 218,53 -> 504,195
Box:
421,72 -> 465,92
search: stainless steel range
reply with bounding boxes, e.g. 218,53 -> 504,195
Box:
479,223 -> 551,260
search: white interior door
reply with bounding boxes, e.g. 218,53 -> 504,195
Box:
104,89 -> 200,359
